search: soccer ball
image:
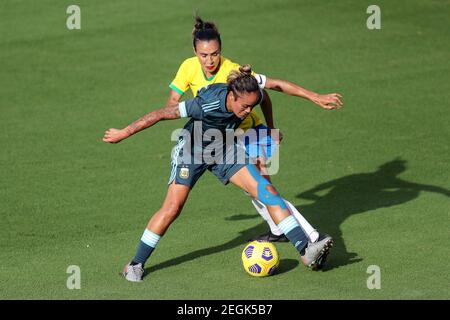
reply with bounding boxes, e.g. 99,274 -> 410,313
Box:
241,240 -> 279,277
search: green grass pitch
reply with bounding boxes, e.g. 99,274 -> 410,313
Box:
0,0 -> 449,299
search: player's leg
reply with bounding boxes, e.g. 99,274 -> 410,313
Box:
253,157 -> 319,242
228,164 -> 333,269
146,182 -> 191,235
123,182 -> 191,282
123,140 -> 206,282
243,125 -> 319,242
241,127 -> 286,238
249,194 -> 286,240
249,157 -> 285,238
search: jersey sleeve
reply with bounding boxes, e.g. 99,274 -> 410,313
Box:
253,73 -> 267,89
169,60 -> 191,95
248,67 -> 266,102
178,97 -> 203,120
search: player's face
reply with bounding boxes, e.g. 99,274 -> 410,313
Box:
227,91 -> 259,119
194,40 -> 221,75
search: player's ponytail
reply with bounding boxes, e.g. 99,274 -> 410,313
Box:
192,15 -> 222,50
227,64 -> 261,99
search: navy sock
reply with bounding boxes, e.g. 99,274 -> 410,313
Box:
132,241 -> 155,265
277,215 -> 309,255
285,226 -> 308,255
131,229 -> 161,266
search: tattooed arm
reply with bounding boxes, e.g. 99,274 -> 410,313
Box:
102,104 -> 180,144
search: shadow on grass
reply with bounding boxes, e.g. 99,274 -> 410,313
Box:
225,213 -> 260,221
276,259 -> 300,275
145,158 -> 449,276
145,221 -> 268,276
294,158 -> 450,271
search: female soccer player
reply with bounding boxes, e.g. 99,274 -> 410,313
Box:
103,66 -> 335,282
167,16 -> 343,243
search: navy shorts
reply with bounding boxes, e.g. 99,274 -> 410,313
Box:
168,138 -> 248,189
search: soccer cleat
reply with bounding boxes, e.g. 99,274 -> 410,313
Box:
301,234 -> 333,270
249,231 -> 289,243
314,234 -> 334,270
122,262 -> 144,282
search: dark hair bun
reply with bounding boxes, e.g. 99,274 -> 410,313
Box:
192,15 -> 222,49
239,64 -> 252,75
194,16 -> 204,31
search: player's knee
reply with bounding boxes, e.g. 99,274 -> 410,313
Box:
247,164 -> 286,209
256,181 -> 286,209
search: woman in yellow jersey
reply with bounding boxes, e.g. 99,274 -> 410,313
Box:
167,16 -> 343,244
104,69 -> 335,281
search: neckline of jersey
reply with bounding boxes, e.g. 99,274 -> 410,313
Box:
201,58 -> 223,81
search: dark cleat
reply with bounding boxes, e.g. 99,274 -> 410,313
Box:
249,231 -> 289,243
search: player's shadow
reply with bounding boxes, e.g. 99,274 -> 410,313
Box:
294,158 -> 450,271
144,158 -> 449,276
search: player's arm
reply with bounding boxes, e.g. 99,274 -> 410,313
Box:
102,104 -> 181,144
265,77 -> 343,110
259,90 -> 283,144
165,89 -> 182,107
251,73 -> 274,128
260,89 -> 274,129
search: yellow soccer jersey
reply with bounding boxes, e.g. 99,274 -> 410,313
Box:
169,56 -> 267,131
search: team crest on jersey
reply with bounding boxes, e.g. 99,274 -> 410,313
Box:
179,167 -> 189,179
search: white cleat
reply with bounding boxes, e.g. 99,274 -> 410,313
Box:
122,263 -> 144,282
302,235 -> 334,270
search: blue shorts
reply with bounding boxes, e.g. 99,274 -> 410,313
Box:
240,124 -> 279,160
168,138 -> 248,189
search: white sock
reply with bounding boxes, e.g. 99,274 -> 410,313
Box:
284,199 -> 319,242
248,189 -> 319,242
251,199 -> 283,236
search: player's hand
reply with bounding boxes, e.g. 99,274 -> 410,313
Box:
310,93 -> 343,110
102,128 -> 129,144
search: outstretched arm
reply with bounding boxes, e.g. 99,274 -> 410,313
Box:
265,77 -> 343,110
259,90 -> 283,144
102,104 -> 181,144
397,180 -> 450,198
